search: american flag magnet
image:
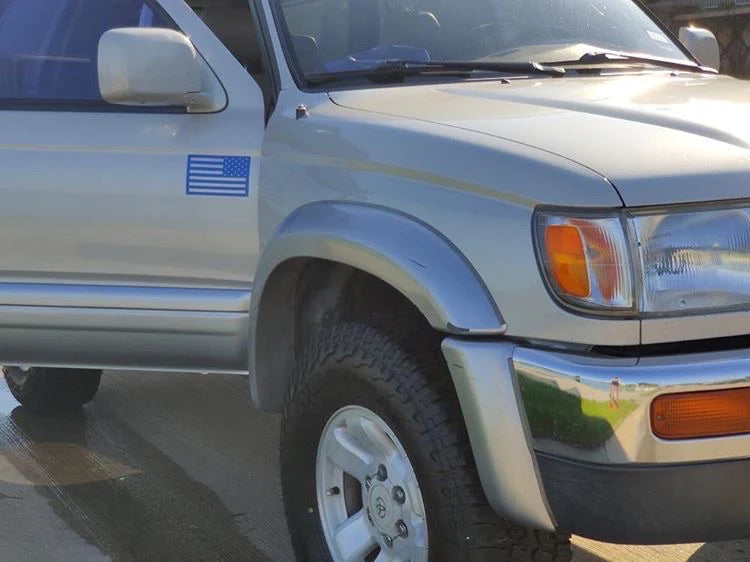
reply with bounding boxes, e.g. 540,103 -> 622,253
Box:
186,155 -> 251,197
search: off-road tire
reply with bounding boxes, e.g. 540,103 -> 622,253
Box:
281,322 -> 572,561
4,367 -> 102,413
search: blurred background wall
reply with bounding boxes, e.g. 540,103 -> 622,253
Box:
648,0 -> 750,77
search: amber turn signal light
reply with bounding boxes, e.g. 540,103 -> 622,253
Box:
543,224 -> 590,298
651,387 -> 750,440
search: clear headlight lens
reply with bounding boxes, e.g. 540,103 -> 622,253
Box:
634,207 -> 750,314
536,214 -> 634,311
536,205 -> 750,316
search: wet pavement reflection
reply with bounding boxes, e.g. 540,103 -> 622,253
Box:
0,372 -> 290,562
0,371 -> 747,561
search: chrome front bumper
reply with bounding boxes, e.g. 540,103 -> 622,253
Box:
442,338 -> 750,543
513,346 -> 750,464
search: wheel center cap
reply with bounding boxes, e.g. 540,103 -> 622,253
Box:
368,484 -> 396,533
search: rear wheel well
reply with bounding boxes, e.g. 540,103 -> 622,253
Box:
253,259 -> 442,411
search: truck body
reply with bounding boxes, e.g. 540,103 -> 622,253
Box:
2,0 -> 750,559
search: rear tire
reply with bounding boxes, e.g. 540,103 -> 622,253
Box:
281,322 -> 571,561
4,367 -> 102,413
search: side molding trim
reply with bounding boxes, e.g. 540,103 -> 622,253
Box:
0,305 -> 248,373
0,283 -> 250,312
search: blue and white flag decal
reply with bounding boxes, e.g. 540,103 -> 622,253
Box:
186,155 -> 251,197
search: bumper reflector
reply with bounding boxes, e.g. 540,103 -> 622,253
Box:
651,388 -> 750,440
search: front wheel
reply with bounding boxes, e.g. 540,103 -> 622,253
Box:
281,322 -> 571,561
4,367 -> 102,413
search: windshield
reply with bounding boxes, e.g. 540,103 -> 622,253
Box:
275,0 -> 691,82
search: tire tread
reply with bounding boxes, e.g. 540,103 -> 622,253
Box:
282,322 -> 571,561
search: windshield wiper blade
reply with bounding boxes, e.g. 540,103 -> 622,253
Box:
306,60 -> 565,85
547,51 -> 716,74
306,63 -> 470,85
423,60 -> 565,75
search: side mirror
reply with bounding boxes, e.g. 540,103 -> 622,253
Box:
98,28 -> 222,111
679,26 -> 720,71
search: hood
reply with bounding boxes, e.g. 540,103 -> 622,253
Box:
330,73 -> 750,207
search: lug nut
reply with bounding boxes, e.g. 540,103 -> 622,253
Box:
365,476 -> 372,490
326,487 -> 340,496
383,535 -> 394,548
366,508 -> 374,526
392,486 -> 405,505
376,464 -> 388,481
395,520 -> 408,538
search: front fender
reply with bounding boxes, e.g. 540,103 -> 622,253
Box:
248,201 -> 506,408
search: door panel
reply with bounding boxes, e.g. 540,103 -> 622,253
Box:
0,111 -> 260,286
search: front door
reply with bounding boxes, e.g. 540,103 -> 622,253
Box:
0,0 -> 265,372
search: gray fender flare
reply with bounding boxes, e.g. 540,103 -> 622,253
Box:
248,202 -> 506,409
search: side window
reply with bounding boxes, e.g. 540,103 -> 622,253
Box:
0,0 -> 176,105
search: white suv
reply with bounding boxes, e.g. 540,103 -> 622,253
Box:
1,0 -> 749,560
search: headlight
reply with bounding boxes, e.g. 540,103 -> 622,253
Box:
536,204 -> 750,316
634,207 -> 750,314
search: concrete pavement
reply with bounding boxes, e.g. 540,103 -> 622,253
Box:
0,370 -> 746,561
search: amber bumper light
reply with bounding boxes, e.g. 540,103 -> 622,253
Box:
651,388 -> 750,440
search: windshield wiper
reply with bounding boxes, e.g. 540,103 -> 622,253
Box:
306,60 -> 565,85
546,51 -> 716,74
